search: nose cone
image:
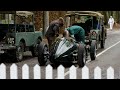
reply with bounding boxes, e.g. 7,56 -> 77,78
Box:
55,38 -> 73,59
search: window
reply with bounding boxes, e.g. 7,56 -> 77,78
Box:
16,25 -> 25,32
0,14 -> 14,24
26,25 -> 34,32
70,15 -> 75,25
0,14 -> 5,20
65,16 -> 70,27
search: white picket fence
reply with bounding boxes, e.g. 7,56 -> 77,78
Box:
0,63 -> 114,79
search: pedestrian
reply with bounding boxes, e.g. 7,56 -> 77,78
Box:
45,17 -> 64,51
64,25 -> 85,44
108,16 -> 114,30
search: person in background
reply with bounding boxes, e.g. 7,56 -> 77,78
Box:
45,17 -> 64,65
64,25 -> 85,44
108,16 -> 114,30
45,17 -> 64,51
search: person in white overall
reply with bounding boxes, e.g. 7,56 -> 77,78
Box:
108,16 -> 114,30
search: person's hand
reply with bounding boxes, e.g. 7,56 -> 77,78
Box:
58,34 -> 63,38
55,34 -> 59,37
55,36 -> 61,43
66,37 -> 75,43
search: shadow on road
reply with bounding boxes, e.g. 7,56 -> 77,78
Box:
0,53 -> 34,63
50,62 -> 78,69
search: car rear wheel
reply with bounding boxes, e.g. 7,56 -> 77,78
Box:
31,38 -> 42,57
77,43 -> 86,67
38,42 -> 49,66
90,40 -> 96,60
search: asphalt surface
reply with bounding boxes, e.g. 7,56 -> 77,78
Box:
2,29 -> 120,79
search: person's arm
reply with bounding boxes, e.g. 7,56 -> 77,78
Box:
67,28 -> 75,39
63,30 -> 69,38
69,31 -> 75,39
53,24 -> 59,37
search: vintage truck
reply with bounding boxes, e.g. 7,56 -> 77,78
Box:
65,11 -> 107,47
0,11 -> 43,62
64,11 -> 107,60
37,11 -> 107,67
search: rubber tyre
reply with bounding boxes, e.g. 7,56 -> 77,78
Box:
101,40 -> 105,49
31,44 -> 38,57
38,42 -> 49,66
90,40 -> 96,60
77,43 -> 86,67
31,38 -> 42,57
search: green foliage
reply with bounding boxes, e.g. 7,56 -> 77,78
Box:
99,11 -> 120,24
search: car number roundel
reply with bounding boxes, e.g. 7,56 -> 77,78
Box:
65,41 -> 71,47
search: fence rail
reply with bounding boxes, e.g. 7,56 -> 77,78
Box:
0,63 -> 115,79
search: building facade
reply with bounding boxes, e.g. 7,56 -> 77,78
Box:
34,11 -> 66,33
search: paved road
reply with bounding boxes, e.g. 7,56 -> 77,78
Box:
2,29 -> 120,79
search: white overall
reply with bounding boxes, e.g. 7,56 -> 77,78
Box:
108,18 -> 114,30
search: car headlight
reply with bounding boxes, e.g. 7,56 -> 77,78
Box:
91,31 -> 97,39
85,36 -> 90,43
8,38 -> 14,44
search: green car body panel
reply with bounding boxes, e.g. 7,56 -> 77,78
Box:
15,31 -> 43,46
0,11 -> 43,56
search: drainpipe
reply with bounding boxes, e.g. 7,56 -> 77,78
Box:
43,11 -> 49,37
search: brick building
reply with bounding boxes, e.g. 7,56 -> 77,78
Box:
0,11 -> 67,33
34,11 -> 67,33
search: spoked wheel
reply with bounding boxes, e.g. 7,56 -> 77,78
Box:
38,42 -> 49,66
77,43 -> 86,67
90,40 -> 97,61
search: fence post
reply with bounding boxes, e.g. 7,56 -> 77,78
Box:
10,63 -> 18,79
46,64 -> 53,79
22,64 -> 29,79
34,64 -> 41,79
0,63 -> 6,79
57,65 -> 65,79
69,65 -> 77,79
107,67 -> 114,79
82,66 -> 89,79
94,66 -> 101,79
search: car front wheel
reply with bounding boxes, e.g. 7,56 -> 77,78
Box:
38,42 -> 49,66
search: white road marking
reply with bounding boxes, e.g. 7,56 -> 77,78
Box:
55,40 -> 120,79
96,40 -> 120,57
86,60 -> 91,63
